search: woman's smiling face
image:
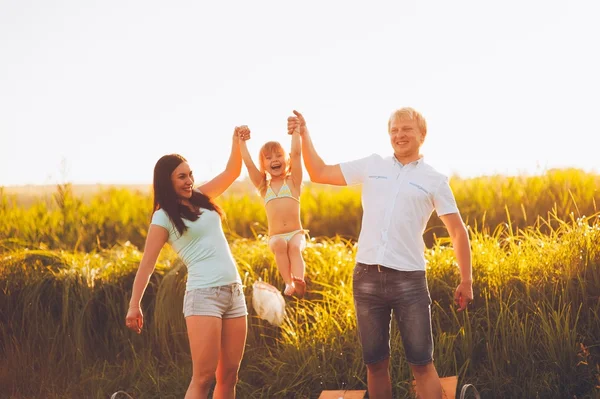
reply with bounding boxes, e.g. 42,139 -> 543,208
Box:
171,161 -> 194,199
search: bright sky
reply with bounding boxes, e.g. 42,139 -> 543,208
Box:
1,0 -> 599,186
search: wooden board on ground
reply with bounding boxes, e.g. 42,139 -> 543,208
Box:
318,390 -> 367,399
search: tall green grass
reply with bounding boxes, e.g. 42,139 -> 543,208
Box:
2,169 -> 599,252
1,213 -> 599,398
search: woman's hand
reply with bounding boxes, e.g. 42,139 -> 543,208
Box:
236,125 -> 251,141
125,306 -> 144,334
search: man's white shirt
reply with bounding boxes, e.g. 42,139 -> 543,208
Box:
340,153 -> 459,271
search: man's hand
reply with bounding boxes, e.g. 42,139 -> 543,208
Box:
454,280 -> 473,312
287,110 -> 307,135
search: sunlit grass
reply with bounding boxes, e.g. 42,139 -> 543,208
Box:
1,170 -> 599,397
2,168 -> 599,252
1,210 -> 599,398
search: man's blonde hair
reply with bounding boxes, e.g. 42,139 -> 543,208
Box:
388,107 -> 427,136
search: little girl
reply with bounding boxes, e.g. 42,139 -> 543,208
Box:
239,126 -> 308,297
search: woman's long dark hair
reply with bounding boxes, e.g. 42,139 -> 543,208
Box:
152,154 -> 224,236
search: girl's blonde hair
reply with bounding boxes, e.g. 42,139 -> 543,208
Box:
257,141 -> 291,197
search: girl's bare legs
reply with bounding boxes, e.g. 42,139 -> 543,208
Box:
288,233 -> 307,296
185,316 -> 222,399
214,316 -> 247,399
269,237 -> 294,295
287,233 -> 306,281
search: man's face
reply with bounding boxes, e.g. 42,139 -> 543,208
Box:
388,117 -> 425,160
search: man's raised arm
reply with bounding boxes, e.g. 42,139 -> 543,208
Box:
287,110 -> 347,186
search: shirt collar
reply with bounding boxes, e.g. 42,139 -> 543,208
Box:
392,154 -> 424,168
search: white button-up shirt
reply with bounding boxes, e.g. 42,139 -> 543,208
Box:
340,153 -> 459,271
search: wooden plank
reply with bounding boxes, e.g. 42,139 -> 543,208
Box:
318,390 -> 367,399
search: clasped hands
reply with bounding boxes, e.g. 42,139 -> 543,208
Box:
233,110 -> 307,142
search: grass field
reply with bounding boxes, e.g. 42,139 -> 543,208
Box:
1,169 -> 599,398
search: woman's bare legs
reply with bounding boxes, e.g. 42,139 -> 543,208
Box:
213,316 -> 248,399
185,316 -> 222,399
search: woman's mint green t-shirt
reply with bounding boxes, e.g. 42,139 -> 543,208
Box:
151,208 -> 242,291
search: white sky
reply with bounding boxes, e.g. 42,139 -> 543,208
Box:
1,0 -> 599,186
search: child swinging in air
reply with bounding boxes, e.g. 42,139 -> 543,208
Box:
239,125 -> 308,297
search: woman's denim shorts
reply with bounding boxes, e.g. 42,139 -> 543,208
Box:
183,283 -> 248,319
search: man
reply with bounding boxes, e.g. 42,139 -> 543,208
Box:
287,108 -> 473,399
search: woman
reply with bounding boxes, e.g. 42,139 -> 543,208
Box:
125,126 -> 250,398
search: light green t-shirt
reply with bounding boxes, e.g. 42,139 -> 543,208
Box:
151,208 -> 242,291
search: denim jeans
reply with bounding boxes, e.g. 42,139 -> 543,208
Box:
352,262 -> 433,365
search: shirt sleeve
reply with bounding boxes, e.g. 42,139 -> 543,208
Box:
433,177 -> 459,216
340,154 -> 378,185
151,209 -> 173,232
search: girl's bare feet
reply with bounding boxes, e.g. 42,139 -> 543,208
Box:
284,282 -> 295,296
292,277 -> 306,297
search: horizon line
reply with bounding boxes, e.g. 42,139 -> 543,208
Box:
2,166 -> 598,189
